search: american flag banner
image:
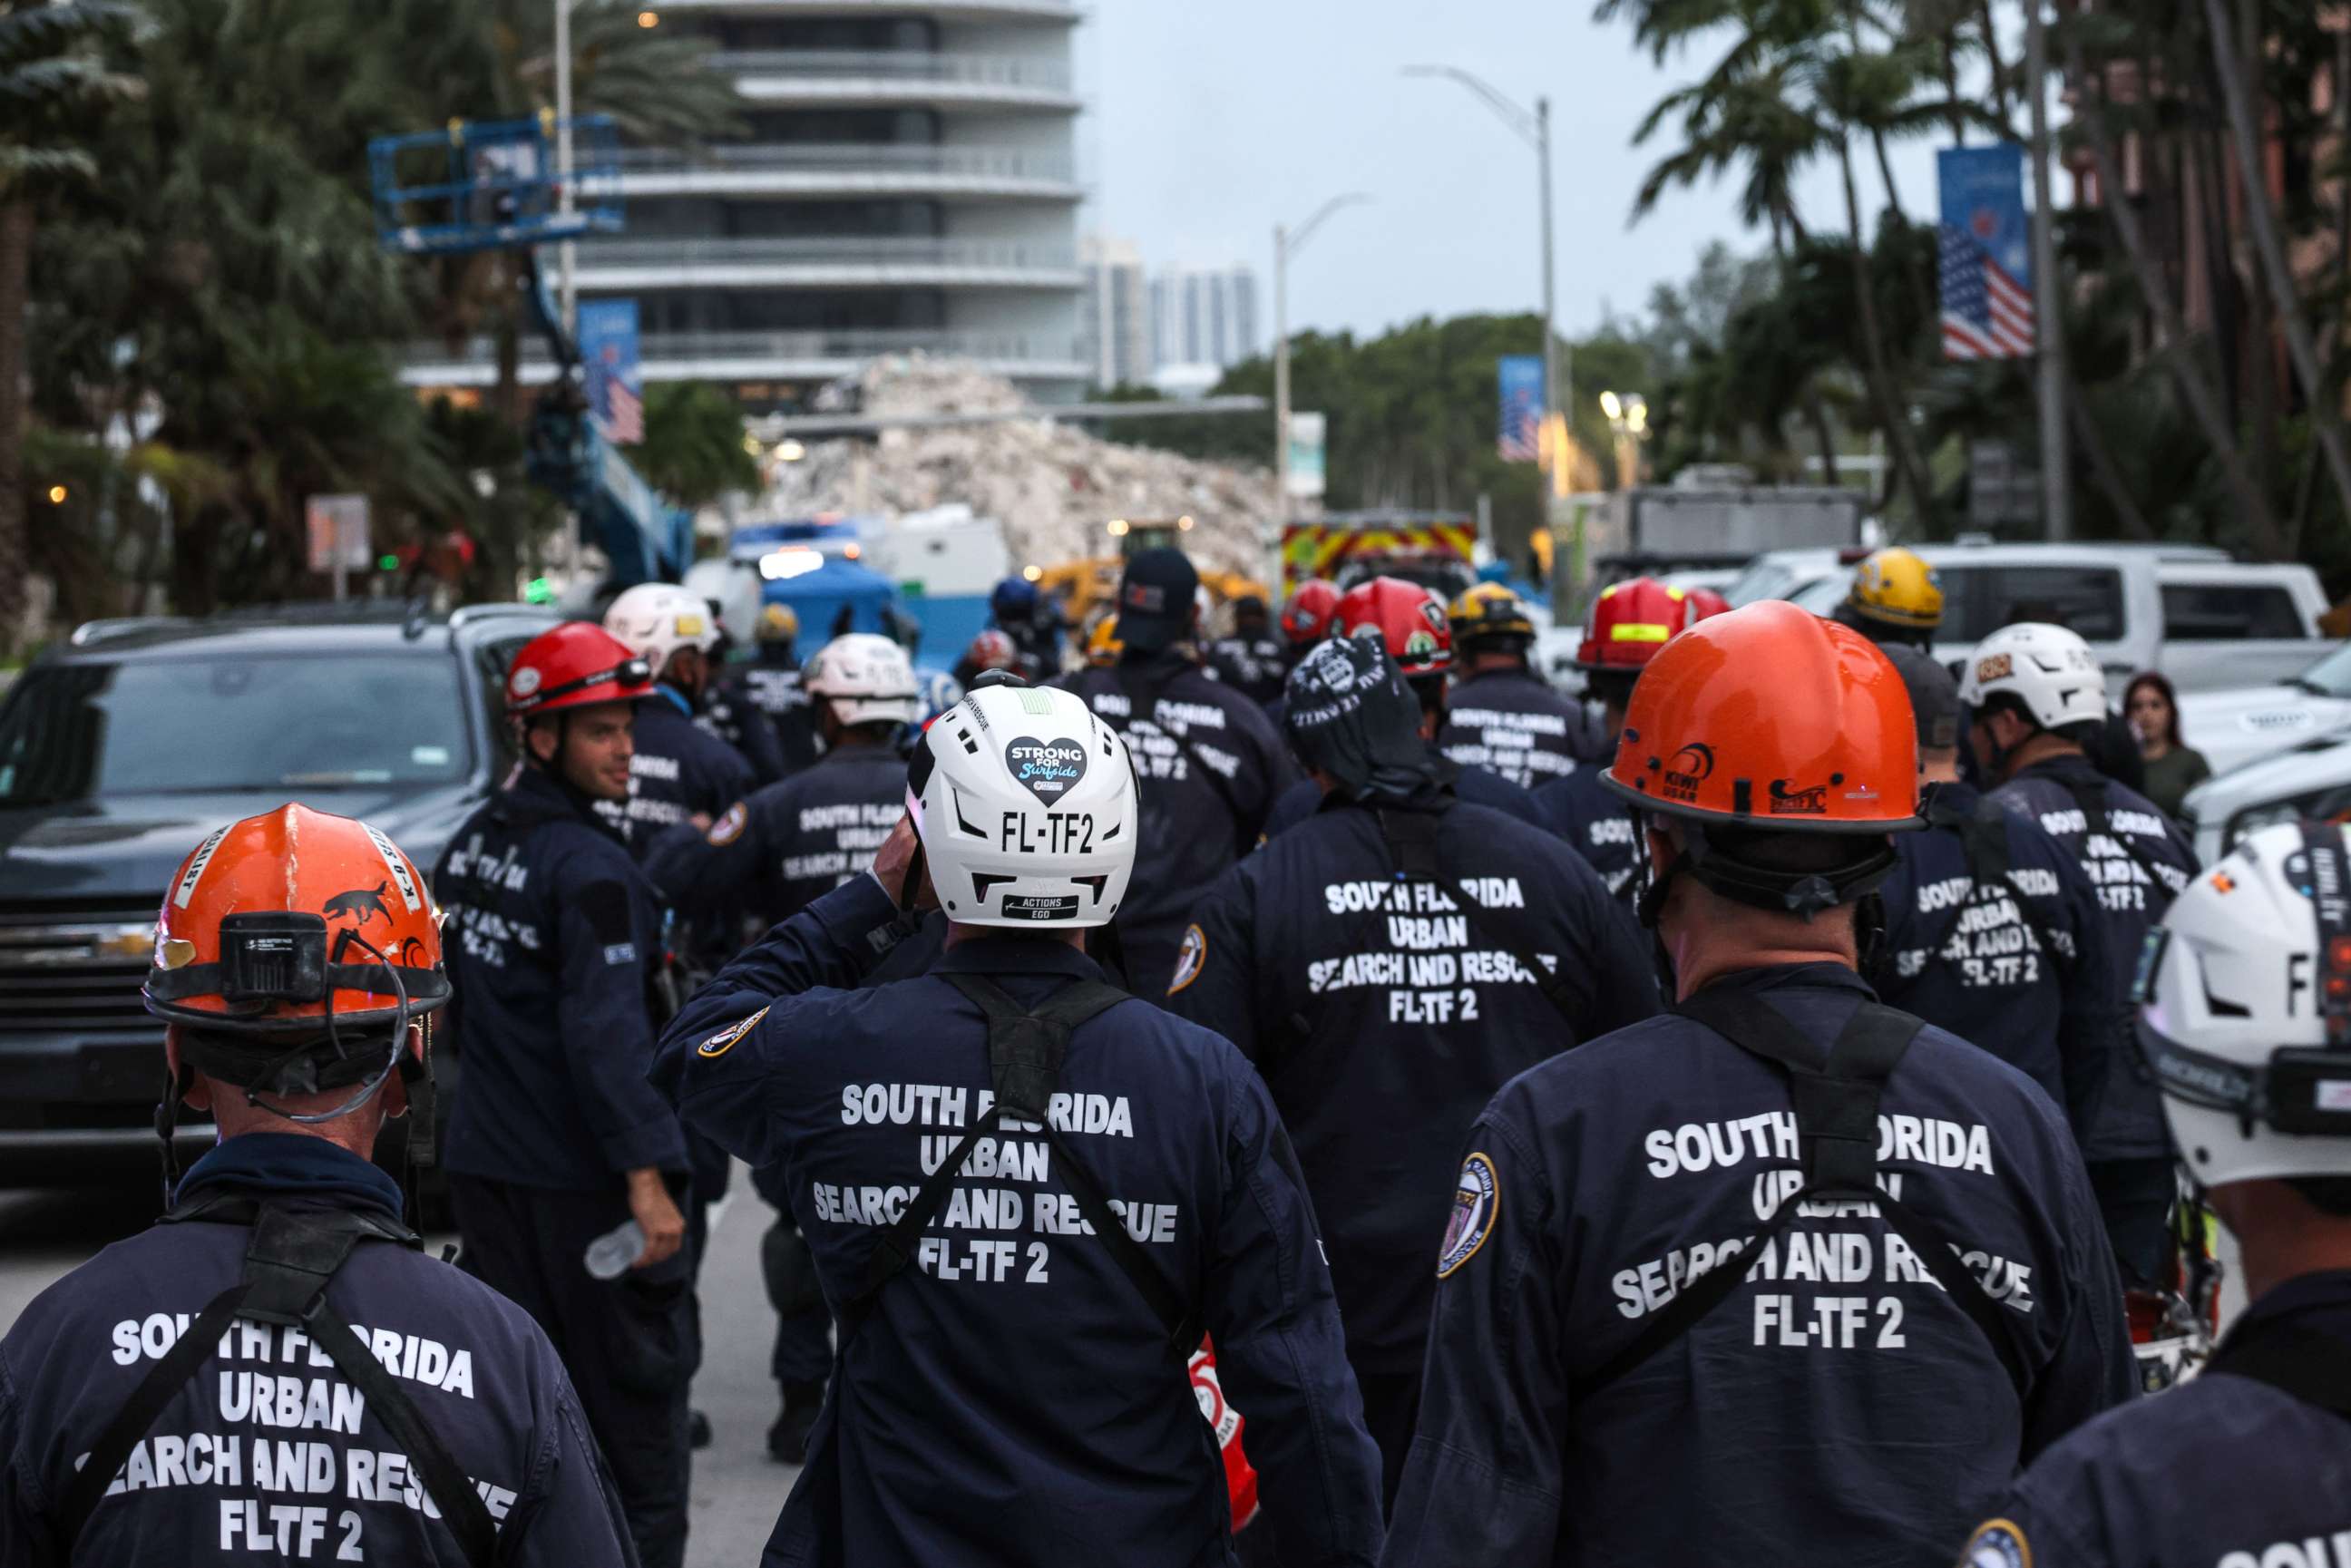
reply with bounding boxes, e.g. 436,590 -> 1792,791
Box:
1497,355 -> 1543,461
1936,145 -> 2037,362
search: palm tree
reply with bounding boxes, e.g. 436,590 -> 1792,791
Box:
633,382 -> 760,509
0,0 -> 141,648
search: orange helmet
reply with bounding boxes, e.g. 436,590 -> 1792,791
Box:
507,621 -> 656,721
1336,577 -> 1451,677
1603,601 -> 1921,917
1280,579 -> 1343,647
145,803 -> 448,1040
1576,578 -> 1695,670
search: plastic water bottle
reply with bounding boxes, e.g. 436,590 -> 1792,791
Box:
584,1220 -> 645,1281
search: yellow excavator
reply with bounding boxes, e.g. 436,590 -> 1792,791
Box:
1028,516 -> 1270,633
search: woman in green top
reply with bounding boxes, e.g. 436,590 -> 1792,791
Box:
2126,671 -> 2212,819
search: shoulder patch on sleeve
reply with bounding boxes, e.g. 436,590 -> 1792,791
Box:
1167,923 -> 1207,995
1437,1152 -> 1500,1278
707,802 -> 748,847
1960,1520 -> 2031,1568
698,1005 -> 770,1058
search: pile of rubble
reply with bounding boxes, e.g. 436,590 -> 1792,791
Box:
761,356 -> 1277,578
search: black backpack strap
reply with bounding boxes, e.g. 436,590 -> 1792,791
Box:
2061,776 -> 2178,900
1111,670 -> 1251,852
2203,1317 -> 2351,1422
842,974 -> 1201,1354
1575,992 -> 2029,1400
60,1203 -> 497,1567
1376,807 -> 1585,1034
61,1282 -> 251,1540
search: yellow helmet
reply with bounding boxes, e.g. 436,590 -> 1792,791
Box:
1448,581 -> 1536,644
1086,613 -> 1123,668
758,603 -> 800,645
1844,547 -> 1943,633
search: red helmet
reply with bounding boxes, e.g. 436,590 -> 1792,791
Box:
1604,601 -> 1921,833
1336,577 -> 1451,677
507,621 -> 656,720
145,803 -> 449,1038
1576,578 -> 1698,671
1280,579 -> 1343,647
962,628 -> 1018,672
1685,587 -> 1732,622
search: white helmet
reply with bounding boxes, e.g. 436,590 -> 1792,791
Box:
805,633 -> 920,728
604,582 -> 720,678
907,682 -> 1136,928
2137,820 -> 2351,1189
1956,621 -> 2107,733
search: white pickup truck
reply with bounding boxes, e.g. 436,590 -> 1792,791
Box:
1743,541 -> 2332,696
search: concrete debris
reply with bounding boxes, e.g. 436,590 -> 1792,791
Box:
764,356 -> 1277,579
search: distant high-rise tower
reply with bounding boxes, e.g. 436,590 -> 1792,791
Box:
1078,234 -> 1150,390
1148,262 -> 1260,390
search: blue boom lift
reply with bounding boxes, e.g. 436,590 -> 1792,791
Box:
366,112 -> 692,588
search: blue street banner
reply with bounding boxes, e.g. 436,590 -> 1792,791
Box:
578,298 -> 645,443
1497,355 -> 1543,461
1936,145 -> 2036,360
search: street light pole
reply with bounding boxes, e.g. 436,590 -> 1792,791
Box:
1271,193 -> 1371,580
554,0 -> 577,335
1406,65 -> 1564,512
2024,0 -> 2070,540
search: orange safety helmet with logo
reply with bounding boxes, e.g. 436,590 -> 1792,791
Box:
1601,600 -> 1923,921
143,803 -> 453,1193
1278,579 -> 1343,648
1335,576 -> 1452,678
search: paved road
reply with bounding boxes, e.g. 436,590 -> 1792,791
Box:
0,1163 -> 795,1566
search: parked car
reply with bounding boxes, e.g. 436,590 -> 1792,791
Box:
2175,639 -> 2351,778
0,601 -> 551,1179
2181,718 -> 2351,868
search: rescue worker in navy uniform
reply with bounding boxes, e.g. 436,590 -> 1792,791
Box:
1058,547 -> 1292,993
1169,634 -> 1657,1505
697,607 -> 790,786
1437,582 -> 1605,784
649,681 -> 1385,1566
720,603 -> 823,775
1832,545 -> 1945,650
601,583 -> 758,853
989,573 -> 1065,675
434,621 -> 695,1568
1383,603 -> 2136,1567
1960,622 -> 2198,1302
641,630 -> 923,1463
1205,593 -> 1288,706
1531,577 -> 1710,905
0,805 -> 636,1566
1957,822 -> 2351,1568
1875,645 -> 2118,1135
1263,579 -> 1542,837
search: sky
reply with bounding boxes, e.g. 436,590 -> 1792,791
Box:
1078,0 -> 1947,346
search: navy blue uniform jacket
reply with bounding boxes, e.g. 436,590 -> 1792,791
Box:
1383,964 -> 2136,1568
0,1135 -> 636,1566
1437,668 -> 1603,789
595,688 -> 756,853
1168,796 -> 1657,1374
1059,655 -> 1294,994
1992,755 -> 2197,1163
1878,780 -> 2118,1125
1960,1270 -> 2351,1567
699,677 -> 789,786
650,875 -> 1384,1567
437,766 -> 688,1189
644,744 -> 904,930
1262,757 -> 1542,841
1531,766 -> 1639,905
720,657 -> 822,776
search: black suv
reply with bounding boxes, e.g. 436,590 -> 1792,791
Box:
0,602 -> 552,1177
